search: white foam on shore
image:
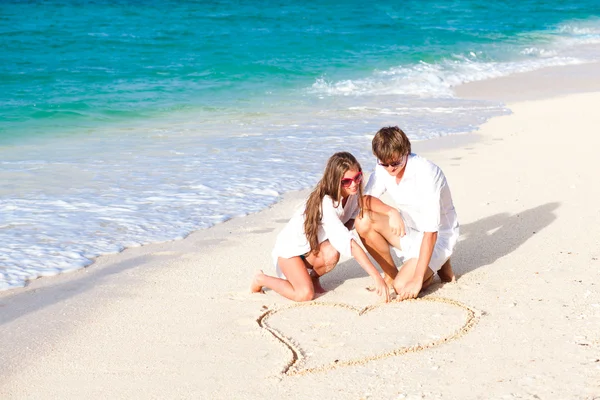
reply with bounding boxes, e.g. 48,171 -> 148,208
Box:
310,56 -> 586,98
0,95 -> 508,290
310,18 -> 600,99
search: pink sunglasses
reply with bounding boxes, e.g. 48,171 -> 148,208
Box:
341,171 -> 363,187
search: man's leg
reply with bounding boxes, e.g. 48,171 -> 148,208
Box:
393,258 -> 435,300
394,259 -> 436,289
392,255 -> 456,300
355,211 -> 402,286
437,258 -> 456,282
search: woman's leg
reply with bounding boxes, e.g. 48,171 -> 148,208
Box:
250,256 -> 315,302
303,240 -> 340,293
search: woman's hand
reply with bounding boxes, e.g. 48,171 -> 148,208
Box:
374,276 -> 390,303
349,239 -> 390,303
387,209 -> 405,237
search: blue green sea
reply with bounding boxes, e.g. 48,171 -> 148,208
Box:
2,0 -> 600,290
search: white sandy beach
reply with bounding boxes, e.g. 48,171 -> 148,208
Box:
2,67 -> 600,399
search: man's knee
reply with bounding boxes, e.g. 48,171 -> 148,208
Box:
354,214 -> 372,235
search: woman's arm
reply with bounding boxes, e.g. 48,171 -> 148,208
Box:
350,239 -> 389,302
320,198 -> 389,302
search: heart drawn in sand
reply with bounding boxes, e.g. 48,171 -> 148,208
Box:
257,296 -> 479,376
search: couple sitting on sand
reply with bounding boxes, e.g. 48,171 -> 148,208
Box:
251,126 -> 459,303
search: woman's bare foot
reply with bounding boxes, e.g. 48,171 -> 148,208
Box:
250,270 -> 265,293
438,259 -> 456,283
312,276 -> 327,294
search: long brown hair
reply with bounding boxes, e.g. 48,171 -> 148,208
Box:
303,152 -> 364,254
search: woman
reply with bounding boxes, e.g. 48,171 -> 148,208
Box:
251,152 -> 389,302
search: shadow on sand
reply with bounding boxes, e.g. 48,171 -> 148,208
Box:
0,252 -> 178,327
0,202 -> 559,322
323,202 -> 559,294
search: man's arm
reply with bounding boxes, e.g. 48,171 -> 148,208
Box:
415,231 -> 437,280
395,231 -> 437,301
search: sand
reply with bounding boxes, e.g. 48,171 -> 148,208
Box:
1,69 -> 600,399
454,62 -> 600,102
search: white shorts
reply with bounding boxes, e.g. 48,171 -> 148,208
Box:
392,227 -> 458,272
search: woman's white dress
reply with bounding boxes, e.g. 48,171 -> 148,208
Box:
272,194 -> 359,278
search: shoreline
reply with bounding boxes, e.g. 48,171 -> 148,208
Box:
0,130 -> 481,295
0,130 -> 482,295
2,65 -> 600,397
3,60 -> 597,291
454,61 -> 600,102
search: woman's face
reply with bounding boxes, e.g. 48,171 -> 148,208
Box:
340,168 -> 362,197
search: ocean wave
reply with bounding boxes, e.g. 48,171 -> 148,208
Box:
309,56 -> 584,98
552,19 -> 600,47
309,17 -> 600,99
520,48 -> 558,57
557,19 -> 600,35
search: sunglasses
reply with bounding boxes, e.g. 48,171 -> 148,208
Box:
341,171 -> 363,187
378,154 -> 407,168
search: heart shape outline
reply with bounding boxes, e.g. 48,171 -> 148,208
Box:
257,296 -> 480,376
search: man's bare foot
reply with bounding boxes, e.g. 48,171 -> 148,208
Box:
250,270 -> 265,293
438,259 -> 456,283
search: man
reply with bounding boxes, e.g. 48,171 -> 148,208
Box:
355,126 -> 459,300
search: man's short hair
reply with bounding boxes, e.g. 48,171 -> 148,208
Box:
372,126 -> 412,162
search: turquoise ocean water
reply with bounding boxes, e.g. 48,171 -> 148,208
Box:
2,0 -> 600,290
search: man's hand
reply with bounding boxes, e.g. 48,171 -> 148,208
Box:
387,209 -> 405,237
394,276 -> 422,301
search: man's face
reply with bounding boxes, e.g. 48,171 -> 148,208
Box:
378,154 -> 407,178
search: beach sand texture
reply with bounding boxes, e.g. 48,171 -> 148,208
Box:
2,86 -> 600,398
